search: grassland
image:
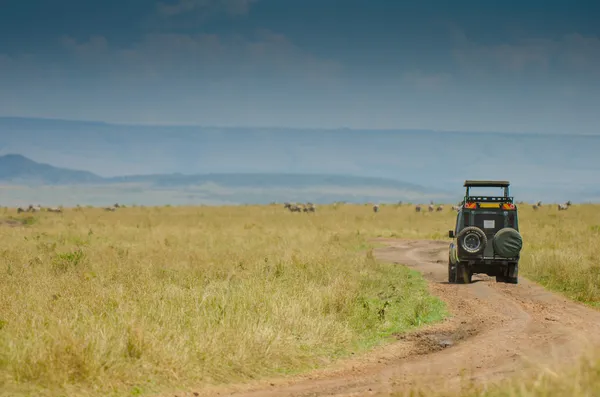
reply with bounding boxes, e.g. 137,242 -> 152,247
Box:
0,204 -> 447,397
1,203 -> 599,397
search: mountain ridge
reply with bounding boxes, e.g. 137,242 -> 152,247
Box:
1,116 -> 599,204
0,153 -> 433,189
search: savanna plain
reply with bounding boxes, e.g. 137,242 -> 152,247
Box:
1,203 -> 599,397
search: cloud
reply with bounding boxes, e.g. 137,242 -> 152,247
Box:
57,30 -> 341,84
451,31 -> 600,76
401,71 -> 453,90
156,0 -> 258,17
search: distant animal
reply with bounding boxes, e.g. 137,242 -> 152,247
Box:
532,205 -> 539,210
104,206 -> 116,212
415,205 -> 422,212
428,204 -> 434,212
306,202 -> 316,212
47,207 -> 62,213
536,201 -> 542,207
452,205 -> 461,212
373,204 -> 379,213
17,207 -> 26,213
558,201 -> 572,211
436,205 -> 444,212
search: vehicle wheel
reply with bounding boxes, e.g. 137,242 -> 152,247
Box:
457,226 -> 487,255
505,263 -> 519,284
448,261 -> 456,283
455,261 -> 472,284
492,228 -> 523,258
497,264 -> 519,284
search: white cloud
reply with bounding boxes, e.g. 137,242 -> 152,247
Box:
58,30 -> 341,83
401,71 -> 453,90
156,0 -> 258,17
452,31 -> 600,76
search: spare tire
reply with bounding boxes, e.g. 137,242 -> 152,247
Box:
457,226 -> 487,254
492,228 -> 523,258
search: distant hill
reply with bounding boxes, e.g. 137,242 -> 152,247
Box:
1,116 -> 599,203
0,154 -> 103,184
0,154 -> 450,206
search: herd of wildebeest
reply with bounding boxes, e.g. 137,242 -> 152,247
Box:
9,200 -> 574,214
280,200 -> 574,213
15,203 -> 125,213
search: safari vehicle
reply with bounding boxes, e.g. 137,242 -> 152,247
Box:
448,180 -> 523,284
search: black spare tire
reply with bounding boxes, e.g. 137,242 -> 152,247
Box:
492,228 -> 523,258
457,226 -> 487,254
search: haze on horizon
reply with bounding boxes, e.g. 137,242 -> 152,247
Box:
1,0 -> 599,134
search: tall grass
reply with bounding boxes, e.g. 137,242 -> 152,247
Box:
0,204 -> 445,397
1,203 -> 599,397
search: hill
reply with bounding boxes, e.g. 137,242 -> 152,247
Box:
0,154 -> 103,184
0,154 -> 449,206
1,116 -> 599,203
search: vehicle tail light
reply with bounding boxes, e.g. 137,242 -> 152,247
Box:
464,202 -> 477,209
502,203 -> 515,210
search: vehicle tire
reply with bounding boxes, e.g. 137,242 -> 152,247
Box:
454,261 -> 472,284
497,264 -> 519,284
492,228 -> 523,258
456,226 -> 487,255
505,263 -> 519,284
448,261 -> 455,283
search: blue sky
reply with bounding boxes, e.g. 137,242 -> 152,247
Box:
1,0 -> 599,133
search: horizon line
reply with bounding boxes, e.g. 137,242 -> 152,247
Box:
0,115 -> 596,137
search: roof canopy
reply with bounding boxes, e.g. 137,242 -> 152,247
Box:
464,180 -> 510,188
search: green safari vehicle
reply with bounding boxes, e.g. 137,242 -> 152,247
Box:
448,180 -> 524,284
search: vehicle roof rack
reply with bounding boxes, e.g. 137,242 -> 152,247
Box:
463,180 -> 513,204
464,195 -> 514,203
464,180 -> 510,188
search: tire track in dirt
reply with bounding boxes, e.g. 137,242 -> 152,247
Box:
179,239 -> 600,397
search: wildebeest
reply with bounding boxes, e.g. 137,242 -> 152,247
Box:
452,205 -> 461,212
104,206 -> 116,212
536,201 -> 542,207
47,207 -> 62,213
557,201 -> 572,211
428,204 -> 434,212
373,204 -> 379,213
532,204 -> 539,210
415,205 -> 422,212
306,202 -> 316,212
436,205 -> 444,212
288,204 -> 302,212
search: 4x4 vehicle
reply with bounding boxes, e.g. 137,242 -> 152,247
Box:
448,180 -> 523,284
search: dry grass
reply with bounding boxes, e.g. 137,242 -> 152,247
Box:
0,204 -> 446,397
1,202 -> 599,397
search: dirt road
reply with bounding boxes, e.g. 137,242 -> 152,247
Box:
189,239 -> 600,397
